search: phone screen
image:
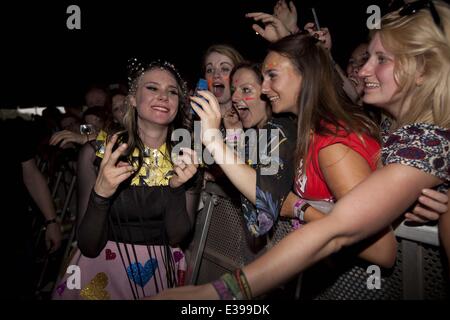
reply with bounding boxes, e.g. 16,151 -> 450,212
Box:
196,78 -> 208,91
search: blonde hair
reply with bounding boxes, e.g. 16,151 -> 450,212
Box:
202,44 -> 244,73
119,62 -> 190,174
376,0 -> 450,129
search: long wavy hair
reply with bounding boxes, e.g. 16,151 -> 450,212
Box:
118,61 -> 191,175
268,33 -> 379,171
375,0 -> 450,130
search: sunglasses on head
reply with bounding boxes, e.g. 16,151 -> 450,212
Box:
399,0 -> 445,34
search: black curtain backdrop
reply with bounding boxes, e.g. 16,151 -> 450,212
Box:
0,0 -> 432,108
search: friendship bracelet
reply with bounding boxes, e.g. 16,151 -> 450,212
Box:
236,269 -> 252,300
212,280 -> 233,300
293,198 -> 306,219
233,269 -> 247,300
221,273 -> 243,300
293,198 -> 310,223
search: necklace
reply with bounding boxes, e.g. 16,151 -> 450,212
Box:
130,144 -> 172,187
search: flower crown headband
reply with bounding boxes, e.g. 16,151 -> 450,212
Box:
127,58 -> 189,98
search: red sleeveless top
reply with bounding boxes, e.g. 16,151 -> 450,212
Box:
294,127 -> 380,202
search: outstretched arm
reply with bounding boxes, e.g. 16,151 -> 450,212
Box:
191,92 -> 257,203
50,130 -> 96,148
245,164 -> 441,297
153,163 -> 441,299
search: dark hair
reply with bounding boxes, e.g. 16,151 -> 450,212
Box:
268,33 -> 379,170
230,61 -> 263,84
230,61 -> 270,104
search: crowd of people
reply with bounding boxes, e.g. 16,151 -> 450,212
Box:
2,0 -> 449,300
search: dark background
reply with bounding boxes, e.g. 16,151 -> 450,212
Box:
0,0 -> 403,108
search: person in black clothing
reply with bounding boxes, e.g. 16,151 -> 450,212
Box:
0,117 -> 61,299
52,60 -> 197,300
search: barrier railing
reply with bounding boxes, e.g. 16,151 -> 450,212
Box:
187,181 -> 449,299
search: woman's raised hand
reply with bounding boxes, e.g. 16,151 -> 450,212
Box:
304,22 -> 332,50
273,0 -> 299,35
190,91 -> 223,148
94,134 -> 135,198
245,12 -> 290,43
170,148 -> 199,189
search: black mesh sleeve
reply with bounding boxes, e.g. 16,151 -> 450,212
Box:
76,142 -> 110,258
77,191 -> 111,258
76,142 -> 98,232
164,186 -> 194,247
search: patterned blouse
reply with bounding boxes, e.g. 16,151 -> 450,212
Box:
240,116 -> 297,237
382,123 -> 450,189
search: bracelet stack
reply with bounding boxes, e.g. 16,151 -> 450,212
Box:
293,198 -> 311,223
212,269 -> 253,300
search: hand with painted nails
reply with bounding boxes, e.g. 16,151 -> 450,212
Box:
405,188 -> 448,223
93,134 -> 135,198
169,148 -> 199,189
190,91 -> 223,148
273,0 -> 299,35
245,12 -> 290,43
304,22 -> 332,50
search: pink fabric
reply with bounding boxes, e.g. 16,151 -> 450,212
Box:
52,241 -> 186,300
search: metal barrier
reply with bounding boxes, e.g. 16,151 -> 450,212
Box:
33,155 -> 78,298
186,181 -> 449,299
186,181 -> 301,298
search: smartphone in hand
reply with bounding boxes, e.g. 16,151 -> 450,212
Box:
191,78 -> 209,114
196,78 -> 208,91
